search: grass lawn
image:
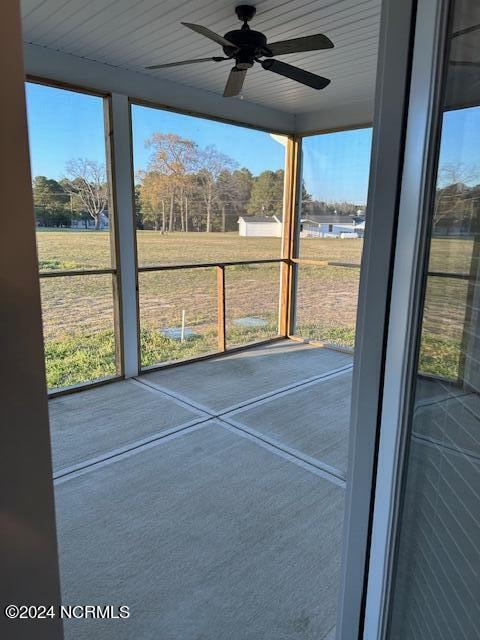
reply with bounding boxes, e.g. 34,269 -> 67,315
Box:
36,230 -> 472,388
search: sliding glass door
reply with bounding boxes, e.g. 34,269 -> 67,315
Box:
387,1 -> 480,636
362,0 -> 480,637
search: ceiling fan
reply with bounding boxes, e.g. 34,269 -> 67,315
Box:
145,4 -> 334,97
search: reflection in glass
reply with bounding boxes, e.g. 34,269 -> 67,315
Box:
389,2 -> 480,637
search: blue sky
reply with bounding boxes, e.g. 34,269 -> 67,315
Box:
25,82 -> 480,204
130,104 -> 285,175
438,106 -> 480,185
25,82 -> 285,181
26,83 -> 107,180
302,128 -> 373,204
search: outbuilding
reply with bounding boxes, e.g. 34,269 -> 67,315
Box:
238,215 -> 282,237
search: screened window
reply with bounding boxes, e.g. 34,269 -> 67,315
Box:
26,82 -> 119,390
130,103 -> 286,368
294,128 -> 372,349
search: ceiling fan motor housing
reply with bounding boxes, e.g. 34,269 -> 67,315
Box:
222,29 -> 271,69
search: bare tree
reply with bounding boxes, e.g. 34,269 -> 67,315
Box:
434,162 -> 479,228
63,159 -> 108,230
196,146 -> 236,232
438,162 -> 478,188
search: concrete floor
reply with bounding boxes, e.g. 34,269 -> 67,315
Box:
50,340 -> 353,640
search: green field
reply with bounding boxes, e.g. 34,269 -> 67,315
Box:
36,230 -> 472,389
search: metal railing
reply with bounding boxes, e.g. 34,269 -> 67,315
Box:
39,267 -> 116,278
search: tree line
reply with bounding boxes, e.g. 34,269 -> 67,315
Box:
301,199 -> 365,218
135,133 -> 286,233
32,147 -> 479,235
33,159 -> 109,229
32,135 -> 288,232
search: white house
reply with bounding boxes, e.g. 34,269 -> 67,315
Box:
301,215 -> 365,238
238,215 -> 282,237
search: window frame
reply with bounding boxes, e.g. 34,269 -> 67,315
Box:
26,77 -> 124,396
128,98 -> 298,372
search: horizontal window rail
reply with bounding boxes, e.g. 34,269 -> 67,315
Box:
37,260 -> 470,281
39,268 -> 116,278
137,258 -> 285,272
427,270 -> 471,280
293,257 -> 472,280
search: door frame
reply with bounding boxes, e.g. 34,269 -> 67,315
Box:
335,0 -> 418,636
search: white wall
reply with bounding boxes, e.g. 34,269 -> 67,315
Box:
239,221 -> 282,237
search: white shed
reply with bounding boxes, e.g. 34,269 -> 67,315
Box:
238,216 -> 282,237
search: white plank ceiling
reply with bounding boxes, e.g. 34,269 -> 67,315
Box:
21,0 -> 381,118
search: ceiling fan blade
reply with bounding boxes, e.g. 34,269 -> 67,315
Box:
146,57 -> 227,70
449,60 -> 480,67
181,22 -> 238,49
261,59 -> 330,89
223,67 -> 247,97
266,33 -> 334,56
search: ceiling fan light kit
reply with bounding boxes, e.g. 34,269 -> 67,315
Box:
146,4 -> 334,98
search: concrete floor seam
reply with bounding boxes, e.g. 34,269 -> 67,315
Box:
215,363 -> 353,416
221,368 -> 352,420
133,377 -> 214,414
53,418 -> 212,483
130,376 -> 212,415
134,362 -> 353,420
130,368 -> 350,487
52,346 -> 352,485
321,623 -> 337,640
218,416 -> 346,488
53,369 -> 349,485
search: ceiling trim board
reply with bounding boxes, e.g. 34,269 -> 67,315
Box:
23,43 -> 296,134
295,98 -> 375,135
